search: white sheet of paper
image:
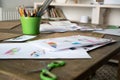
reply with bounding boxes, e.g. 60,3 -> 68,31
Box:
49,21 -> 73,26
84,40 -> 116,51
0,35 -> 112,59
29,35 -> 111,52
78,25 -> 103,31
0,43 -> 91,59
0,43 -> 41,58
4,35 -> 36,42
49,21 -> 79,31
45,47 -> 91,59
94,29 -> 120,36
40,23 -> 68,33
40,21 -> 79,33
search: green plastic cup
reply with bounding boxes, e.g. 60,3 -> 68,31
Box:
20,17 -> 41,35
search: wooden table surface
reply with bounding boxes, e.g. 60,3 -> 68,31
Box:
0,24 -> 120,80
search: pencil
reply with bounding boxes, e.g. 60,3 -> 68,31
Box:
37,0 -> 53,17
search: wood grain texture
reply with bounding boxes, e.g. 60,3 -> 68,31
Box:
0,22 -> 120,80
0,32 -> 22,41
118,58 -> 120,80
0,21 -> 20,29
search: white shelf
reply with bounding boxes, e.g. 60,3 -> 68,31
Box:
51,3 -> 95,7
34,2 -> 120,25
34,3 -> 95,9
34,2 -> 120,8
100,4 -> 120,8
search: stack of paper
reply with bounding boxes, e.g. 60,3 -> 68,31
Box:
29,35 -> 111,51
94,29 -> 120,36
78,25 -> 103,31
40,21 -> 79,33
0,35 -> 112,59
0,43 -> 91,59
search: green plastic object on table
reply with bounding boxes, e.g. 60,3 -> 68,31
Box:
40,61 -> 65,80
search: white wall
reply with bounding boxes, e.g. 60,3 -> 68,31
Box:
104,0 -> 120,26
0,0 -> 43,8
0,0 -> 2,7
62,7 -> 92,22
104,0 -> 120,4
107,9 -> 120,26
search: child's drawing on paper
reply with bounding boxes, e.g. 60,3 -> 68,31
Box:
28,35 -> 111,52
4,47 -> 20,55
30,49 -> 46,57
47,42 -> 57,48
0,43 -> 46,59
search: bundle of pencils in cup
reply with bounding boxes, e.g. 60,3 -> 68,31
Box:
18,0 -> 53,17
18,6 -> 37,17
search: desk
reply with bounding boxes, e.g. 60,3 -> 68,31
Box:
118,57 -> 120,80
0,24 -> 120,80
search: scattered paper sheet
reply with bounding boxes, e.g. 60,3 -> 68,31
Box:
84,40 -> 116,51
49,21 -> 74,26
0,35 -> 112,59
29,35 -> 111,52
40,21 -> 79,33
94,29 -> 120,36
40,23 -> 68,33
0,43 -> 91,59
78,25 -> 103,31
4,35 -> 37,42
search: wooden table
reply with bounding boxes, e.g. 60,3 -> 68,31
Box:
118,57 -> 120,80
0,24 -> 120,80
